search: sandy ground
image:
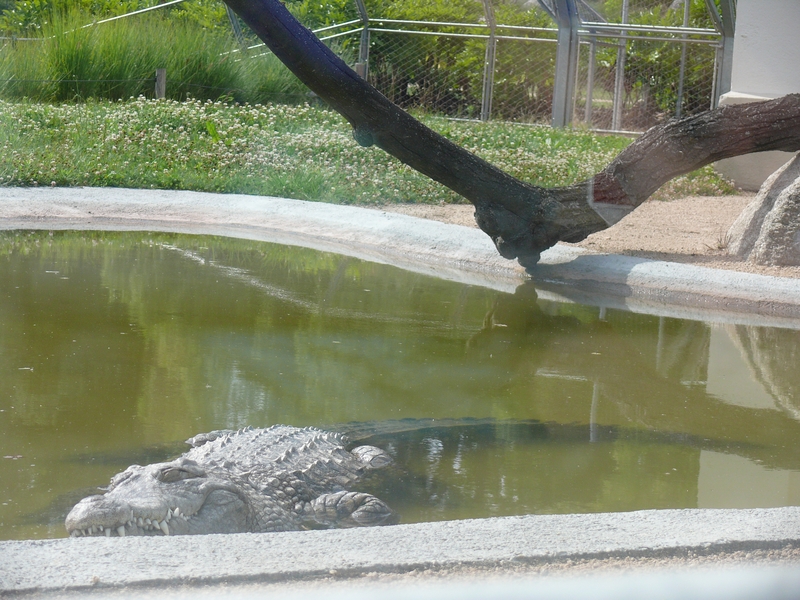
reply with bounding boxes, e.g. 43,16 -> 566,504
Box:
375,194 -> 800,280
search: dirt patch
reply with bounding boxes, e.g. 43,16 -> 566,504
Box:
374,195 -> 800,279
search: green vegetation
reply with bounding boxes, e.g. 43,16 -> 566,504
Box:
0,97 -> 735,202
0,0 -> 734,204
1,0 -> 720,114
592,0 -> 718,116
0,10 -> 308,103
367,0 -> 557,121
0,0 -> 228,34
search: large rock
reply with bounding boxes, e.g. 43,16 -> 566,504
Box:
727,153 -> 800,266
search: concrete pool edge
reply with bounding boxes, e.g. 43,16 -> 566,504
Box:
1,507 -> 799,593
2,187 -> 800,327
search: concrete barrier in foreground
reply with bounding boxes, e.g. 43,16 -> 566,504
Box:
1,507 -> 799,594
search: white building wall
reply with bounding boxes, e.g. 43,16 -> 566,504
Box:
728,0 -> 800,97
716,0 -> 800,190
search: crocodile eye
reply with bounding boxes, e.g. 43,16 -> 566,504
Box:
157,466 -> 204,483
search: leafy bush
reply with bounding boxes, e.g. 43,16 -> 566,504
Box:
593,0 -> 716,117
366,0 -> 554,119
0,0 -> 719,122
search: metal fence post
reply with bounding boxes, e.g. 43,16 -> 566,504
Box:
155,68 -> 166,99
706,0 -> 735,108
226,4 -> 247,52
584,36 -> 597,125
353,0 -> 370,79
551,0 -> 580,128
675,0 -> 691,118
481,0 -> 497,122
611,0 -> 629,131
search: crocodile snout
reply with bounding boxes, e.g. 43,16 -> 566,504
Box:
65,495 -> 132,534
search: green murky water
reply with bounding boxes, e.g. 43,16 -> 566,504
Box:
1,230 -> 799,540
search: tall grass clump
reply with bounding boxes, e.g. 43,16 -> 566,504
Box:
0,35 -> 54,101
0,9 -> 307,103
239,51 -> 314,104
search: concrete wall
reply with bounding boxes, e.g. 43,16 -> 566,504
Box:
716,0 -> 800,191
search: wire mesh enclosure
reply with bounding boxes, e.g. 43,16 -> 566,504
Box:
571,0 -> 723,133
360,17 -> 560,123
366,27 -> 485,120
317,0 -> 727,133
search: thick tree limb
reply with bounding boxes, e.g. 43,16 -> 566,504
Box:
223,0 -> 800,267
593,94 -> 800,206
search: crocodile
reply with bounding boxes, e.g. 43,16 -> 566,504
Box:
65,425 -> 394,537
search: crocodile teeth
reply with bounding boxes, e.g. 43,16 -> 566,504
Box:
137,517 -> 143,527
167,509 -> 173,519
173,507 -> 181,518
145,518 -> 151,526
159,520 -> 170,536
117,525 -> 126,537
105,528 -> 111,537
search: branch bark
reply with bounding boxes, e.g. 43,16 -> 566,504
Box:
223,0 -> 800,267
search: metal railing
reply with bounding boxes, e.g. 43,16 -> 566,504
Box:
352,0 -> 733,133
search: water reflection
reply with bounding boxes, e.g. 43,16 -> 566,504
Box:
468,283 -> 800,470
0,231 -> 798,540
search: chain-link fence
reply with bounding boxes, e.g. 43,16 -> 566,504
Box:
361,20 -> 560,122
572,35 -> 720,132
573,25 -> 720,131
361,19 -> 560,123
329,0 -> 727,133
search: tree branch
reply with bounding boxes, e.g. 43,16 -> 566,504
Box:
222,0 -> 800,267
592,94 -> 800,206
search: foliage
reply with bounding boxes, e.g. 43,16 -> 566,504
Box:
0,9 -> 307,103
283,0 -> 362,30
593,0 -> 717,116
0,97 -> 736,202
0,0 -> 235,34
0,0 -> 146,33
486,4 -> 557,121
366,0 -> 556,120
1,0 -> 720,122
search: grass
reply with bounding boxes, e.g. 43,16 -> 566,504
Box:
0,97 -> 737,205
0,11 -> 309,103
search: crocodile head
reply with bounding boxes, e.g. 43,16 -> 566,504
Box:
65,457 -> 250,537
